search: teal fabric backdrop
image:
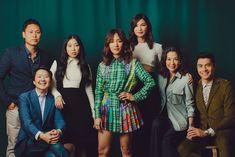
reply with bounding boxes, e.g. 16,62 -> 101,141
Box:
0,0 -> 235,156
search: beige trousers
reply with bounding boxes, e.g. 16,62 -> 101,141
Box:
6,106 -> 20,157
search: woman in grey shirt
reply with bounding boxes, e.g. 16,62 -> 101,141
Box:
150,47 -> 195,157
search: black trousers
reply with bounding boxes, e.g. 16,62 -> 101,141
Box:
132,73 -> 160,157
150,116 -> 186,157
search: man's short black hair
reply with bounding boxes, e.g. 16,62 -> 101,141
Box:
196,53 -> 215,66
22,18 -> 42,32
33,66 -> 52,80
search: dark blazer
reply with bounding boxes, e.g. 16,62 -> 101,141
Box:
15,89 -> 65,156
196,78 -> 235,132
0,45 -> 50,106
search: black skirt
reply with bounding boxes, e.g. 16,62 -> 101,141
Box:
59,88 -> 96,146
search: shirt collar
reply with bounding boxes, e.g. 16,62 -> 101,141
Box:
202,80 -> 213,88
24,46 -> 38,57
35,88 -> 48,97
67,57 -> 79,64
112,57 -> 124,63
169,72 -> 181,83
175,72 -> 182,79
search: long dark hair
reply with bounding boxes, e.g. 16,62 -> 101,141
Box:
129,13 -> 154,51
103,28 -> 131,65
160,47 -> 188,78
55,35 -> 91,88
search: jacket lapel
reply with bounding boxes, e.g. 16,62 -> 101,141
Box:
31,90 -> 43,125
197,81 -> 207,113
206,78 -> 219,110
42,94 -> 53,125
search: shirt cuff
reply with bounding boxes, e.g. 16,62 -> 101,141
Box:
35,131 -> 42,140
188,112 -> 194,117
57,129 -> 62,135
207,128 -> 216,136
95,109 -> 101,119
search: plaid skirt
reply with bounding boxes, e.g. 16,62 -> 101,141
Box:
101,96 -> 144,133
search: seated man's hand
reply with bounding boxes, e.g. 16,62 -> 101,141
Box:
186,127 -> 208,140
48,129 -> 61,144
39,132 -> 54,144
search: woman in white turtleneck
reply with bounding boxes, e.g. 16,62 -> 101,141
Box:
50,35 -> 95,157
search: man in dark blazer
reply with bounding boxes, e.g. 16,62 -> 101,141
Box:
0,19 -> 50,157
178,53 -> 235,157
15,67 -> 68,157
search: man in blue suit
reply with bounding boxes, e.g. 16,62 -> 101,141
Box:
0,19 -> 50,157
15,67 -> 68,157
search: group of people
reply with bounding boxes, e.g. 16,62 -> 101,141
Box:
0,13 -> 234,157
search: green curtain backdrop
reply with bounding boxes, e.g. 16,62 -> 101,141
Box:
0,0 -> 235,156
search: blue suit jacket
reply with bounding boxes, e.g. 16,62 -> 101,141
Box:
15,89 -> 65,156
0,45 -> 51,106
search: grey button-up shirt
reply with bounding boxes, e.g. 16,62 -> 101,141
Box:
158,72 -> 195,131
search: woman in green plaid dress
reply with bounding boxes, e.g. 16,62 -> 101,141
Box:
94,28 -> 156,157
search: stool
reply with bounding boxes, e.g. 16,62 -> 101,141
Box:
204,145 -> 219,157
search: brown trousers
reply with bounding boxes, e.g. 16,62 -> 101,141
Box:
177,129 -> 235,157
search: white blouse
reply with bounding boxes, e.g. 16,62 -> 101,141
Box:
50,58 -> 95,118
132,42 -> 163,67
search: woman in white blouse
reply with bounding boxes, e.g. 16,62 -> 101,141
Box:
50,35 -> 95,157
128,13 -> 163,157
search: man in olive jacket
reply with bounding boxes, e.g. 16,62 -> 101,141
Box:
178,53 -> 235,157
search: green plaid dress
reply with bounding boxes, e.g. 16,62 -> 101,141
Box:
94,58 -> 155,133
